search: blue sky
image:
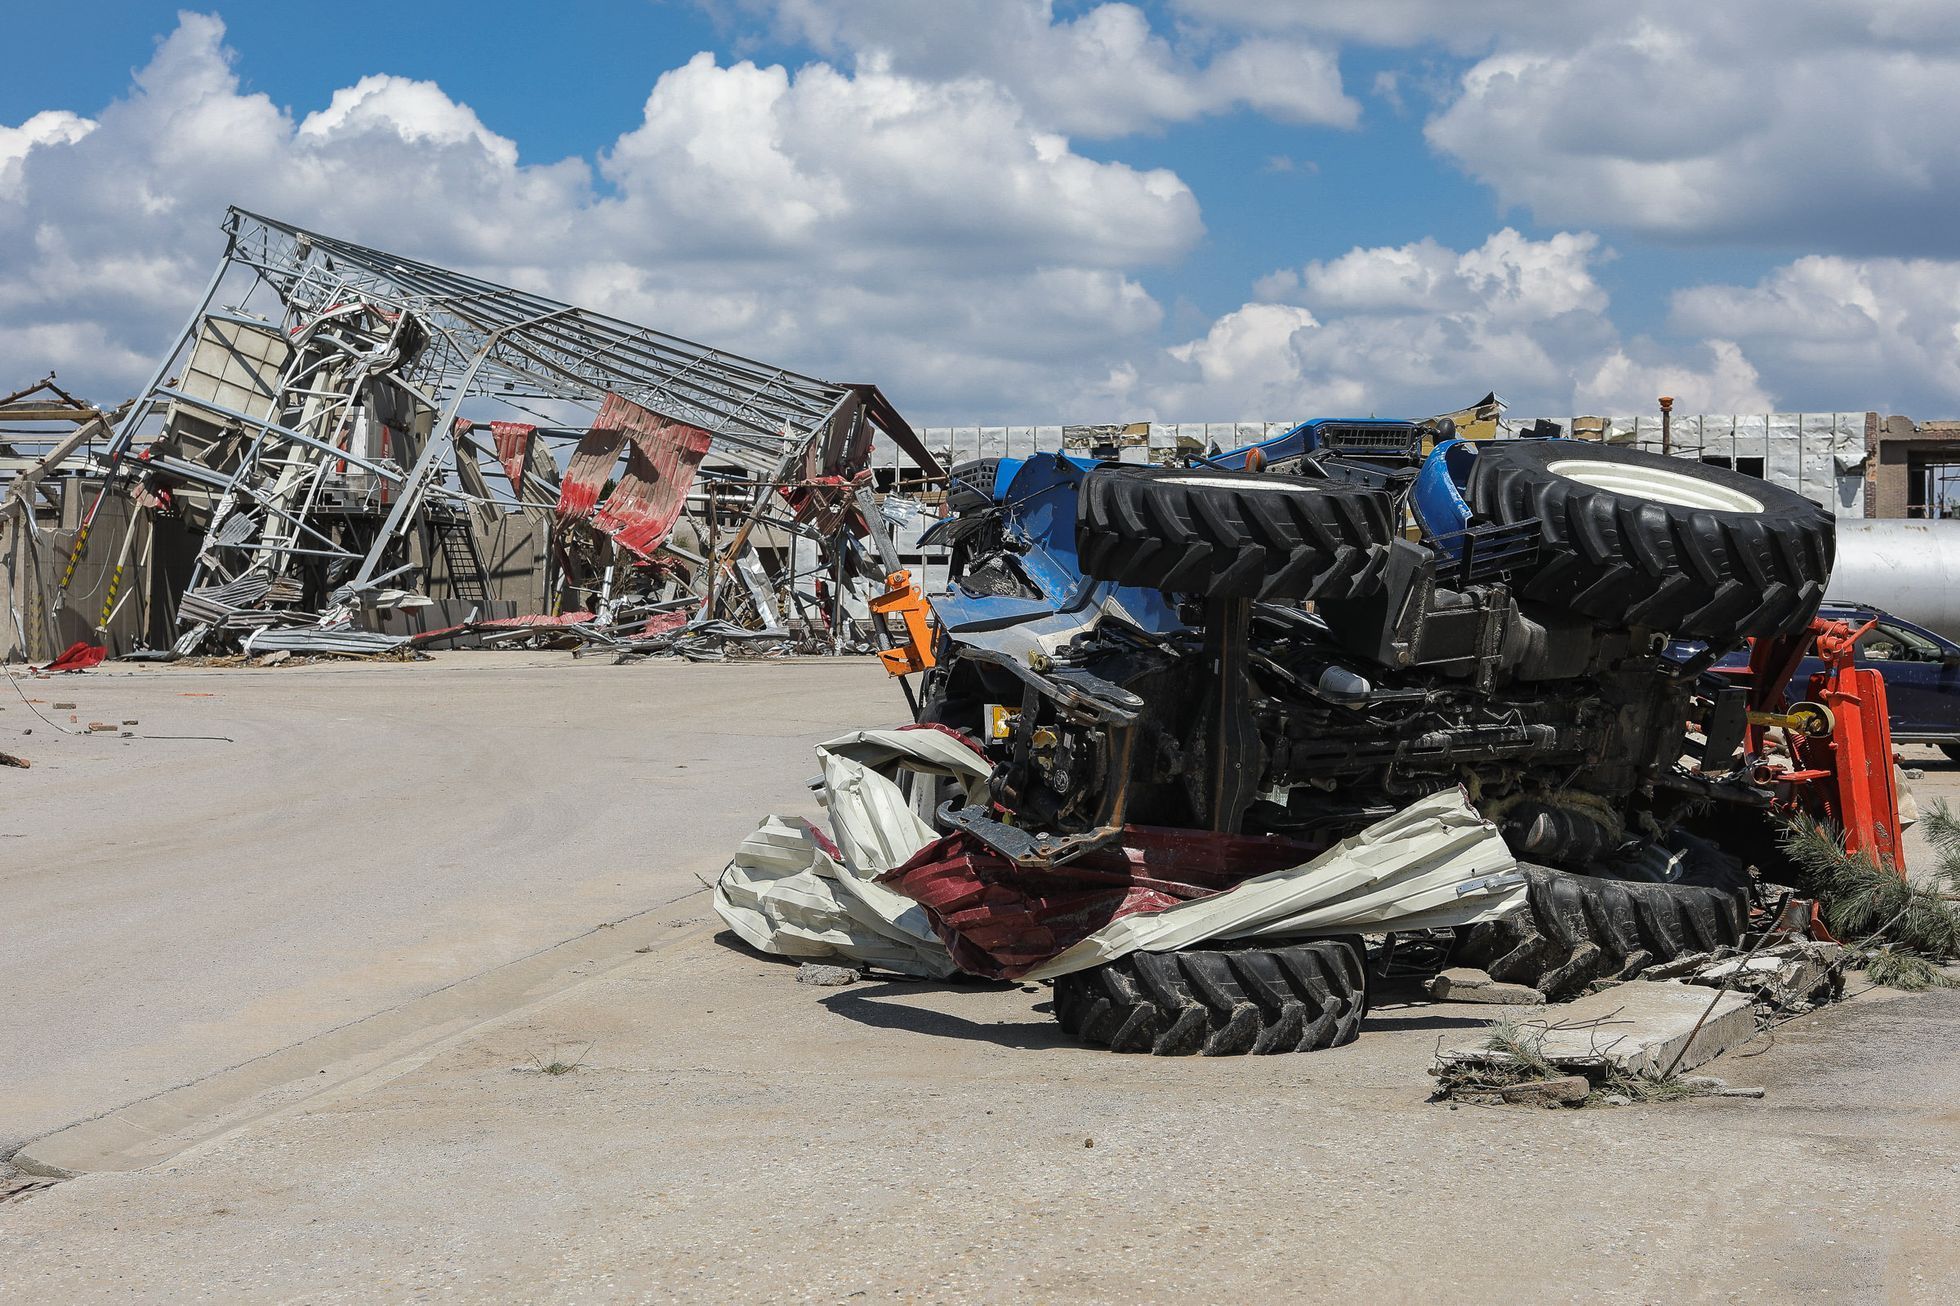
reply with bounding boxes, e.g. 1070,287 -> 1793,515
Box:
2,2 -> 1956,423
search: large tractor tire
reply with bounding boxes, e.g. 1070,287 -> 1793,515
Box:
1076,466 -> 1395,602
1052,939 -> 1367,1055
1465,439 -> 1833,640
1451,851 -> 1752,1000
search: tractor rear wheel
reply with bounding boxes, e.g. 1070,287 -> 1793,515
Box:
1466,439 -> 1833,640
1076,466 -> 1395,603
1450,847 -> 1753,1000
1052,938 -> 1367,1055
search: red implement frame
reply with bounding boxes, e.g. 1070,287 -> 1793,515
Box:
1741,616 -> 1906,874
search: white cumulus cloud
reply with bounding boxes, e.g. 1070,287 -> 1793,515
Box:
1577,340 -> 1772,416
7,6 -> 1948,429
298,75 -> 520,168
1670,256 -> 1960,413
598,51 -> 1199,269
0,110 -> 95,192
1422,1 -> 1960,253
1169,0 -> 1597,51
1141,228 -> 1774,420
753,0 -> 1359,136
0,13 -> 1199,422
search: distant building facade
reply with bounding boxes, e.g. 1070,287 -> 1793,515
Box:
881,410 -> 1960,520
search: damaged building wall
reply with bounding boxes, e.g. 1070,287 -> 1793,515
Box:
468,509 -> 553,613
1868,415 -> 1960,519
1491,411 -> 1872,516
5,489 -> 158,662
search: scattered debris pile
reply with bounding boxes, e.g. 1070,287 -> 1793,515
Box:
715,730 -> 1527,989
1433,1010 -> 1769,1108
2,208 -> 944,664
1674,940 -> 1847,1011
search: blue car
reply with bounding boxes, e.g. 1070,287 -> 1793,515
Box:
1712,602 -> 1960,761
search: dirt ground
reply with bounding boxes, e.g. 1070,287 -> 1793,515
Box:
4,656 -> 1959,1302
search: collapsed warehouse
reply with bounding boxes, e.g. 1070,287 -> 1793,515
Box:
1,208 -> 944,663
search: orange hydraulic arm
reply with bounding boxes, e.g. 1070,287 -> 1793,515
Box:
868,569 -> 937,677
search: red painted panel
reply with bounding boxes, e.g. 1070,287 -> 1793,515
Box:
557,426 -> 627,520
880,826 -> 1319,979
490,421 -> 537,495
581,392 -> 714,558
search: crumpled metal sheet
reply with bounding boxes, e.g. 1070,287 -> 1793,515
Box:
816,727 -> 991,872
590,394 -> 713,558
717,732 -> 1528,983
556,426 -> 627,520
239,625 -> 412,655
490,421 -> 536,493
713,727 -> 993,977
715,816 -> 957,977
1018,789 -> 1525,981
779,476 -> 851,533
554,393 -> 713,559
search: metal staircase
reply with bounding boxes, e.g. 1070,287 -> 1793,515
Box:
427,509 -> 488,604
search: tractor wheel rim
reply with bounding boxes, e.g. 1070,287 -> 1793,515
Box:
1545,459 -> 1765,513
1170,476 -> 1307,492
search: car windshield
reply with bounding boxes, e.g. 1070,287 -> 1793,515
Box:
1855,620 -> 1945,661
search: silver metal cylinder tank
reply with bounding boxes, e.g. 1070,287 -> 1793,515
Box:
1826,519 -> 1960,639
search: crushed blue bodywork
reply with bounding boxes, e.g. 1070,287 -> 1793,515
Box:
924,423 -> 1569,650
1412,438 -> 1479,552
928,453 -> 1184,652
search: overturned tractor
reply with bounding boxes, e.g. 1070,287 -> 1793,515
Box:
718,418 -> 1902,1055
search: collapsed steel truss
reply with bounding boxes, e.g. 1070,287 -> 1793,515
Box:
4,206 -> 941,659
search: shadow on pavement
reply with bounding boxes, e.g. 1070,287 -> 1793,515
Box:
819,981 -> 1079,1050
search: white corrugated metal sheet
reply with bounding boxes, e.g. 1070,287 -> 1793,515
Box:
1020,788 -> 1524,981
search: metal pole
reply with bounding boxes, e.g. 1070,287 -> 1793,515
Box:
1203,594 -> 1257,833
700,490 -> 720,621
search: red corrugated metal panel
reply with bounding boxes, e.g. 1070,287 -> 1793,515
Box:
591,393 -> 713,558
879,826 -> 1319,979
490,421 -> 536,494
557,426 -> 626,520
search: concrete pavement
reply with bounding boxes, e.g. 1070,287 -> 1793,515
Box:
4,902 -> 1958,1301
4,660 -> 1958,1300
1,654 -> 908,1149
